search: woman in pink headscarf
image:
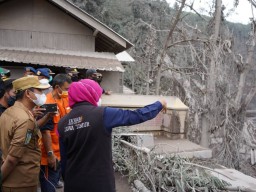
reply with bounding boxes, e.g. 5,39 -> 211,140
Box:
58,79 -> 167,192
68,79 -> 103,108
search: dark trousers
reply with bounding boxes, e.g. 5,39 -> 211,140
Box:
39,165 -> 60,192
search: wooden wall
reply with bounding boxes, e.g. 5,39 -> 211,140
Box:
0,0 -> 95,51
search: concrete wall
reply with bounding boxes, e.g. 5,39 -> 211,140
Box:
128,110 -> 187,139
100,71 -> 123,93
0,0 -> 94,51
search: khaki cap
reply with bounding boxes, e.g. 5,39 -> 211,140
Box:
13,76 -> 50,92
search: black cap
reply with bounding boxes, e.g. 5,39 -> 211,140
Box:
85,69 -> 97,78
3,78 -> 15,89
65,67 -> 79,74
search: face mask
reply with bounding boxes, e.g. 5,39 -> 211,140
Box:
92,77 -> 102,84
7,95 -> 16,107
39,78 -> 49,84
71,76 -> 79,82
30,92 -> 46,106
49,76 -> 53,83
61,91 -> 68,98
97,98 -> 102,106
58,87 -> 68,98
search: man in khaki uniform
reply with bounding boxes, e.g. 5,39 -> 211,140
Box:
0,76 -> 50,192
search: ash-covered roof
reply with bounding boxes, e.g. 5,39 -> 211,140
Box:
0,48 -> 125,72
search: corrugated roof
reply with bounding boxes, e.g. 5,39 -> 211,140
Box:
0,48 -> 125,72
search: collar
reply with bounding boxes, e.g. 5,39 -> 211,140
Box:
13,101 -> 27,109
72,101 -> 93,108
13,101 -> 35,119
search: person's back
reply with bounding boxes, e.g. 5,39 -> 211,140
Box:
58,79 -> 167,192
59,103 -> 114,192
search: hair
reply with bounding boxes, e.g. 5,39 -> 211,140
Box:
16,88 -> 34,100
52,74 -> 72,88
0,79 -> 5,99
5,83 -> 13,92
1,79 -> 15,95
15,90 -> 26,100
0,89 -> 5,99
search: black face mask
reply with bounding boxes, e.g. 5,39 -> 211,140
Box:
0,89 -> 5,99
71,75 -> 79,82
7,96 -> 16,107
92,76 -> 102,84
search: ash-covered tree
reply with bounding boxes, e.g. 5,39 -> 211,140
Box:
155,0 -> 256,170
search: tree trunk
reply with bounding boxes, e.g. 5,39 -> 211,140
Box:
213,0 -> 222,40
155,0 -> 186,95
132,69 -> 135,92
155,63 -> 162,95
235,29 -> 256,106
146,58 -> 151,95
200,0 -> 222,148
201,113 -> 209,147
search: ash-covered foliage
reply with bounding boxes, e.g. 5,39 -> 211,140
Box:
112,128 -> 229,192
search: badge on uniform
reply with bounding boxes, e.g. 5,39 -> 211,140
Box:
24,129 -> 33,145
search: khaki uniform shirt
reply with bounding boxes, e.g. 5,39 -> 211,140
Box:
0,101 -> 41,188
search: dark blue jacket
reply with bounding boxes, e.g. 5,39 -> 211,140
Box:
58,101 -> 163,192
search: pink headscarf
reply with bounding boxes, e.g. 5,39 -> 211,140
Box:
68,79 -> 103,108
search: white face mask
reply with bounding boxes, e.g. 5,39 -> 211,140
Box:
31,92 -> 47,106
39,78 -> 50,84
97,98 -> 102,106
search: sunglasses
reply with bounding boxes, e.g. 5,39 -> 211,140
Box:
92,73 -> 103,78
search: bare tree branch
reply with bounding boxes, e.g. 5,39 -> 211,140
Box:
155,0 -> 187,95
167,38 -> 208,49
175,0 -> 207,21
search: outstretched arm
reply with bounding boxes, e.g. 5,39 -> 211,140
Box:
103,99 -> 167,133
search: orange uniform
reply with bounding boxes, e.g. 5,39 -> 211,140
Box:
40,93 -> 71,165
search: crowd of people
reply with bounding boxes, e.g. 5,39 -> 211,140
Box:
0,66 -> 167,192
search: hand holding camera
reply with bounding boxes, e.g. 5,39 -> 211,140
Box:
41,104 -> 58,113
